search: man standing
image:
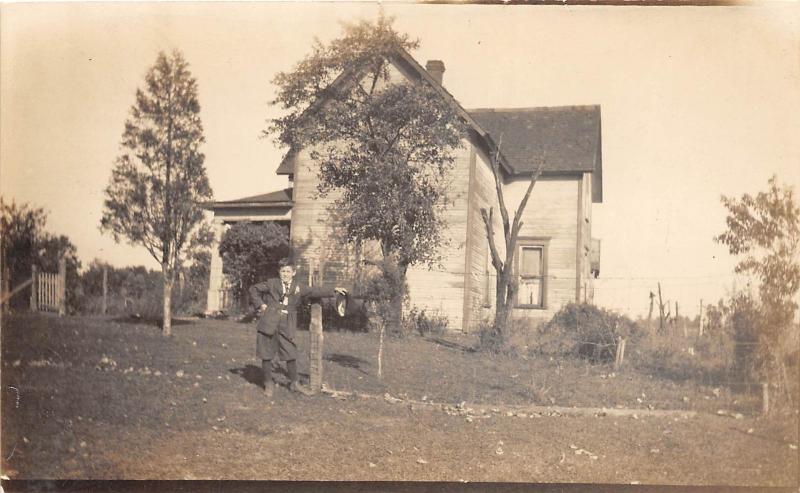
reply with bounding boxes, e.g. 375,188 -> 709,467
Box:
249,257 -> 346,397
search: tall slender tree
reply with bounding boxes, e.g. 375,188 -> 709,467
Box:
101,50 -> 213,335
268,14 -> 466,331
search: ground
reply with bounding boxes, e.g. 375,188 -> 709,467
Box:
1,313 -> 798,485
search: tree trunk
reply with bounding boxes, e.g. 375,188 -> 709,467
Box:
162,269 -> 173,336
493,272 -> 514,345
387,263 -> 407,334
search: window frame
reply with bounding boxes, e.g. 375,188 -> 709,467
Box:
514,237 -> 549,309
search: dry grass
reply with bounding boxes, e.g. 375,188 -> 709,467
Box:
2,313 -> 797,484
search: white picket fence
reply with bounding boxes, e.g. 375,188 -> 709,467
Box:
31,259 -> 66,315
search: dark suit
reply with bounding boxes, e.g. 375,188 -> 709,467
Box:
249,278 -> 334,361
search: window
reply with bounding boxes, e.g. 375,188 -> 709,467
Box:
516,240 -> 548,308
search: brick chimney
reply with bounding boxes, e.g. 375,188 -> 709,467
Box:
425,60 -> 445,86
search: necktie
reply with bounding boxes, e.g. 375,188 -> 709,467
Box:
282,283 -> 289,305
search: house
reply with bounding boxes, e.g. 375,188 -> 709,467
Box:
205,49 -> 602,331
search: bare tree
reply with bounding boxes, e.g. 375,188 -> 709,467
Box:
480,141 -> 545,345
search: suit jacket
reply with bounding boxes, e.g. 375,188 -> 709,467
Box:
249,278 -> 335,338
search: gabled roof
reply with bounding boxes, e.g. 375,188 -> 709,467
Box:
205,187 -> 293,209
275,46 -> 512,176
468,106 -> 601,175
273,48 -> 603,202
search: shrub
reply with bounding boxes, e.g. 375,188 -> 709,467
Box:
475,317 -> 537,355
535,303 -> 645,363
404,307 -> 449,336
360,259 -> 408,336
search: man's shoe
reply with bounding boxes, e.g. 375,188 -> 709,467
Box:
288,382 -> 314,396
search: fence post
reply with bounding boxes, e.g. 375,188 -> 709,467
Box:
614,337 -> 627,370
761,383 -> 769,415
102,266 -> 108,315
1,266 -> 9,315
30,265 -> 37,311
58,257 -> 66,316
309,302 -> 323,393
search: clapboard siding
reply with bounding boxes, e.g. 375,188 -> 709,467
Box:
462,144 -> 503,332
405,142 -> 473,329
289,147 -> 360,288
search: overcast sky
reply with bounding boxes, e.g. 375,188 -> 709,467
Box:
2,3 -> 799,318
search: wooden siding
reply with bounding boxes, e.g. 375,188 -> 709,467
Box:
289,147 -> 362,288
462,144 -> 503,332
479,174 -> 581,326
405,143 -> 472,330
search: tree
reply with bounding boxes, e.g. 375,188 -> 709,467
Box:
1,198 -> 48,292
715,175 -> 800,402
268,14 -> 466,330
480,142 -> 545,347
1,198 -> 81,311
101,50 -> 213,335
218,221 -> 289,306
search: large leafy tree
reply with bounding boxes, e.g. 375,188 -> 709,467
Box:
715,175 -> 800,401
268,15 -> 466,330
101,50 -> 213,335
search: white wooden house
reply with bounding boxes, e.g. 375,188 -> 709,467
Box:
205,48 -> 602,331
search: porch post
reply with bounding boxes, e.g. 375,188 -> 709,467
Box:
206,218 -> 226,313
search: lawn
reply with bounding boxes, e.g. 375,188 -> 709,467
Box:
1,313 -> 797,485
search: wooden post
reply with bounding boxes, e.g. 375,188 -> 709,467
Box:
647,291 -> 655,330
58,257 -> 66,316
699,299 -> 704,336
614,337 -> 627,370
657,283 -> 665,334
30,265 -> 37,311
102,266 -> 108,315
1,266 -> 9,315
761,383 -> 769,415
309,302 -> 323,393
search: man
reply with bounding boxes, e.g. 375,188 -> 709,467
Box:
249,257 -> 346,397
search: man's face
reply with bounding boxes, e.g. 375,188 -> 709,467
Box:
279,265 -> 296,285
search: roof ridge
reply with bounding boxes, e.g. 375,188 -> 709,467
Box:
468,105 -> 600,113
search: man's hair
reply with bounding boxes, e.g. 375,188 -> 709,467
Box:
278,257 -> 296,269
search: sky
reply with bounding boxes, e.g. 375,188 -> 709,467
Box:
2,3 -> 799,318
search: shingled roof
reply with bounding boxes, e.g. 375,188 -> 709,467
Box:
468,106 -> 601,176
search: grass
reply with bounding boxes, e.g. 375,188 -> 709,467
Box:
2,312 -> 798,483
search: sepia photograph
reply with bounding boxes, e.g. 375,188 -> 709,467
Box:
1,1 -> 799,488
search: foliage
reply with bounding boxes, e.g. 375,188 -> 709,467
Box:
404,306 -> 449,336
268,14 -> 466,331
100,50 -> 213,334
361,258 -> 408,336
78,257 -> 209,318
535,303 -> 645,362
715,175 -> 799,388
218,221 -> 289,306
1,198 -> 82,312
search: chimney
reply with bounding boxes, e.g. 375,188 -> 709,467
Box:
425,60 -> 445,86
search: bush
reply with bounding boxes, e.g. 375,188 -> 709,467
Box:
476,317 -> 538,355
535,303 -> 645,362
404,307 -> 449,336
360,259 -> 408,336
